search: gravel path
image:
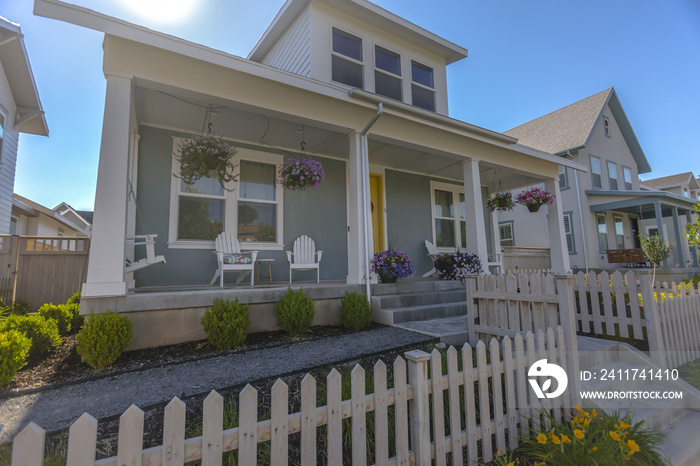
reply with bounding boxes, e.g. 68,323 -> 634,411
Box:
0,326 -> 433,443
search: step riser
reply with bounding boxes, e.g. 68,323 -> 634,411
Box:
374,303 -> 467,325
372,290 -> 466,310
370,280 -> 464,296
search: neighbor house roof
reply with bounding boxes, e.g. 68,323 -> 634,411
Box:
13,194 -> 87,234
0,16 -> 48,136
504,88 -> 652,174
643,172 -> 700,190
248,0 -> 469,64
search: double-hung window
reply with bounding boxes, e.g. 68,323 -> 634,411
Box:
431,182 -> 466,250
590,155 -> 602,189
237,160 -> 279,243
597,214 -> 609,252
614,215 -> 625,249
563,213 -> 575,254
607,162 -> 618,190
411,61 -> 435,111
603,116 -> 611,137
331,28 -> 363,88
684,187 -> 690,198
374,45 -> 402,101
176,170 -> 225,241
499,222 -> 514,247
623,166 -> 633,190
558,165 -> 569,190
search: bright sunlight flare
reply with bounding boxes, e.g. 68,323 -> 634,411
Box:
121,0 -> 199,24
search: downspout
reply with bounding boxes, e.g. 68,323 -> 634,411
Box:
568,151 -> 589,273
360,103 -> 384,304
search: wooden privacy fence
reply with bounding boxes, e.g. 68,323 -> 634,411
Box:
10,327 -> 573,466
0,235 -> 89,309
572,271 -> 700,369
501,247 -> 551,273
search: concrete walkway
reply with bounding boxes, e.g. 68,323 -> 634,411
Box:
0,326 -> 434,443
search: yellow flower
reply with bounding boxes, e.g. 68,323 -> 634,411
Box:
574,429 -> 585,440
610,431 -> 621,441
573,404 -> 582,412
561,434 -> 571,444
618,420 -> 631,430
506,462 -> 515,466
591,409 -> 598,418
628,439 -> 640,455
537,433 -> 547,444
592,447 -> 598,452
551,434 -> 562,445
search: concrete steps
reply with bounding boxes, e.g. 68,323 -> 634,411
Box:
371,280 -> 466,326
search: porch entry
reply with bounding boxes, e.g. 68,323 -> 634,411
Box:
370,173 -> 384,253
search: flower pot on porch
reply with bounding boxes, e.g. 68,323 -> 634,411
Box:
205,156 -> 221,170
527,204 -> 542,213
379,272 -> 398,284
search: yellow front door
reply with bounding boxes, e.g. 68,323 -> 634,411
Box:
369,174 -> 385,253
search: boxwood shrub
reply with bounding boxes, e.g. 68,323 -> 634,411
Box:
275,287 -> 315,336
201,298 -> 251,350
77,311 -> 133,369
1,314 -> 62,357
339,291 -> 372,331
0,330 -> 31,387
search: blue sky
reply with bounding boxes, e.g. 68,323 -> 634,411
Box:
2,0 -> 699,211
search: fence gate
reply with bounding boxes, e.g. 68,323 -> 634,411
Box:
0,235 -> 89,309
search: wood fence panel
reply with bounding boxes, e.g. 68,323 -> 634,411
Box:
238,385 -> 258,465
351,365 -> 366,466
300,374 -> 316,466
162,398 -> 185,466
576,271 -> 591,333
461,344 -> 478,465
373,361 -> 389,466
11,423 -> 45,466
626,271 -> 644,339
544,274 -> 558,330
490,339 -> 506,453
446,347 -> 463,465
271,380 -> 289,466
66,413 -> 97,466
430,349 -> 447,466
117,405 -> 144,466
497,275 -> 509,330
514,333 -> 529,433
476,341 -> 492,462
518,274 -> 533,333
612,272 -> 629,338
506,274 -> 520,333
393,357 -> 409,466
502,337 -> 518,451
525,333 -> 541,432
201,391 -> 223,466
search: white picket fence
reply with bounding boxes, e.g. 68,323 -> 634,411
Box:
9,328 -> 572,466
572,271 -> 700,369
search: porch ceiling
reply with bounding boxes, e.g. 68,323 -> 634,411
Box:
134,80 -> 544,191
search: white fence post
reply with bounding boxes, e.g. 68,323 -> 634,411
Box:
466,274 -> 478,345
555,274 -> 581,404
405,349 -> 431,466
640,273 -> 667,368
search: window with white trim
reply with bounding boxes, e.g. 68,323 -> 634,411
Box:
614,215 -> 624,249
411,61 -> 435,111
331,28 -> 363,88
558,165 -> 569,190
431,182 -> 466,250
597,213 -> 609,252
237,160 -> 278,243
603,116 -> 611,137
563,213 -> 575,254
176,172 -> 225,241
499,222 -> 514,247
374,45 -> 402,101
684,187 -> 690,198
623,166 -> 633,190
590,155 -> 602,189
607,161 -> 618,190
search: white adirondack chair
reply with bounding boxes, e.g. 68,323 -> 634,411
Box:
125,235 -> 166,273
423,239 -> 440,277
286,235 -> 323,283
210,232 -> 258,287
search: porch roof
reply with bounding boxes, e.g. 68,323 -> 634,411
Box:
587,189 -> 697,216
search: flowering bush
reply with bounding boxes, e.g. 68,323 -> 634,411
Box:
278,155 -> 325,190
176,134 -> 238,189
434,252 -> 482,282
486,192 -> 515,212
371,250 -> 415,282
515,187 -> 554,211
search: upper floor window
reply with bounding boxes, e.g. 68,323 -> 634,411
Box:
374,45 -> 402,101
623,166 -> 633,190
603,116 -> 611,137
331,28 -> 363,88
607,161 -> 618,190
411,61 -> 435,111
590,155 -> 602,189
558,165 -> 569,190
684,187 -> 690,197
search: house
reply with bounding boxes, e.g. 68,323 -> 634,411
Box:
11,193 -> 91,237
34,0 -> 586,348
498,88 -> 699,275
642,172 -> 700,202
0,16 -> 48,234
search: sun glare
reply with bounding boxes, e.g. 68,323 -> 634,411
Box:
121,0 -> 199,24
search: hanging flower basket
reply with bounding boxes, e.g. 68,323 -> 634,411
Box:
515,187 -> 555,213
176,134 -> 238,190
278,155 -> 325,190
371,250 -> 415,283
486,192 -> 515,212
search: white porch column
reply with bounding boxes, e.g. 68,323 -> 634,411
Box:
672,207 -> 686,268
82,74 -> 133,298
653,202 -> 670,269
346,131 -> 370,284
462,160 -> 489,268
545,178 -> 571,273
490,209 -> 502,274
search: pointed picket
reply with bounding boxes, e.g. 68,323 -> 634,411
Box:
576,271 -> 591,333
65,413 -> 97,466
301,374 -> 317,466
351,365 -> 367,466
461,343 -> 478,465
502,337 -> 518,450
518,273 -> 533,332
393,356 -> 409,466
238,385 -> 258,465
373,361 -> 389,466
162,398 -> 186,466
525,332 -> 541,432
543,274 -> 558,330
271,379 -> 289,466
446,346 -> 463,465
11,422 -> 45,466
506,273 -> 521,332
476,340 -> 492,461
489,339 -> 506,453
201,391 -> 223,466
430,349 -> 447,466
514,333 -> 529,432
612,272 -> 629,338
530,274 -> 545,331
326,369 -> 342,466
117,405 -> 144,466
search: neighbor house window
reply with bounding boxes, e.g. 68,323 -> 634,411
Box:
431,182 -> 466,249
374,45 -> 402,101
684,187 -> 690,198
603,116 -> 611,137
563,212 -> 575,254
331,28 -> 363,88
614,215 -> 624,249
623,166 -> 633,190
237,160 -> 278,243
590,155 -> 602,188
499,222 -> 514,247
411,61 -> 435,111
597,214 -> 609,252
558,165 -> 569,190
9,216 -> 17,235
607,161 -> 618,190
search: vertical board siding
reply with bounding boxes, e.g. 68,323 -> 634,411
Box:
260,7 -> 312,77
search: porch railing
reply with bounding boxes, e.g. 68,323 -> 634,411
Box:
501,246 -> 551,272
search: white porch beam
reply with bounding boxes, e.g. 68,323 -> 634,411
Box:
346,131 -> 370,285
82,74 -> 132,298
545,178 -> 571,274
462,159 -> 489,268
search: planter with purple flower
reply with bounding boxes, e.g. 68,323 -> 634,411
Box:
278,155 -> 326,190
434,251 -> 482,283
515,187 -> 555,213
371,250 -> 415,284
176,134 -> 238,190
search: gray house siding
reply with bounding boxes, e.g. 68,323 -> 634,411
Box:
0,123 -> 18,234
261,6 -> 312,77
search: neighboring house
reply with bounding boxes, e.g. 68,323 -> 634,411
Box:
35,0 -> 585,316
498,88 -> 698,273
0,16 -> 48,234
11,194 -> 91,237
642,172 -> 700,202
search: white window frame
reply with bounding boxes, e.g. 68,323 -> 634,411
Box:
607,161 -> 618,190
684,187 -> 690,198
597,213 -> 609,253
373,44 -> 402,101
603,116 -> 611,137
410,60 -> 435,111
558,165 -> 569,190
613,215 -> 625,249
330,27 -> 364,88
168,139 -> 284,250
590,154 -> 602,189
563,212 -> 575,254
498,222 -> 514,248
622,166 -> 633,190
430,181 -> 466,252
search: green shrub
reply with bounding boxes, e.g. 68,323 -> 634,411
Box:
1,314 -> 62,357
275,287 -> 315,336
76,311 -> 133,369
65,292 -> 84,332
0,298 -> 30,316
38,303 -> 73,335
201,298 -> 251,350
339,291 -> 372,331
0,330 -> 31,387
67,292 -> 81,306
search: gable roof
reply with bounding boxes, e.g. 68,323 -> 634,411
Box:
643,172 -> 700,190
504,88 -> 652,174
248,0 -> 469,64
0,16 -> 48,136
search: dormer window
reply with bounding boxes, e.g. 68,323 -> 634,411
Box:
411,61 -> 435,111
374,45 -> 402,101
684,187 -> 690,197
331,28 -> 363,88
603,116 -> 611,137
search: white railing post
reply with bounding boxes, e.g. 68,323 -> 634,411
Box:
405,350 -> 431,466
555,274 -> 581,404
640,272 -> 667,368
466,274 -> 478,345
